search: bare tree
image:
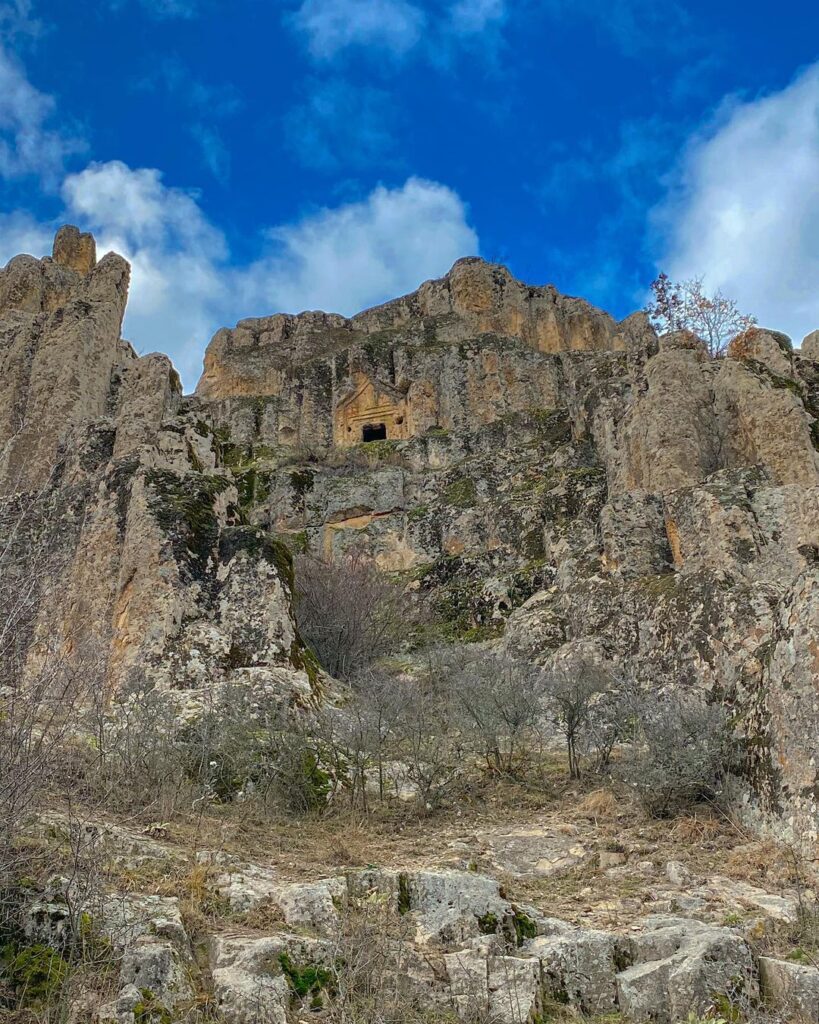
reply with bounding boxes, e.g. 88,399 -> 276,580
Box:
294,550 -> 415,679
429,647 -> 547,775
0,468 -> 103,942
323,892 -> 443,1024
646,273 -> 757,357
316,668 -> 405,810
391,670 -> 466,810
542,659 -> 617,779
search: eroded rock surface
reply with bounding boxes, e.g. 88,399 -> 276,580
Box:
2,227 -> 819,851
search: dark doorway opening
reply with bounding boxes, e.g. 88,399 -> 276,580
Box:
362,423 -> 387,442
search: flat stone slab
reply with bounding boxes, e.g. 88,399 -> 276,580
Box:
467,824 -> 590,878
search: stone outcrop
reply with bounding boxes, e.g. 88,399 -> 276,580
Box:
2,227 -> 819,853
0,229 -> 313,711
759,955 -> 819,1020
52,842 -> 768,1024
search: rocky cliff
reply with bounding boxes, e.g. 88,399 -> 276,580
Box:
2,227 -> 818,850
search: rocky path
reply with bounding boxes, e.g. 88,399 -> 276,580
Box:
27,797 -> 819,1023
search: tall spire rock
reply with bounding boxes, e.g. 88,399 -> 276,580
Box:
0,228 -> 132,493
52,224 -> 97,276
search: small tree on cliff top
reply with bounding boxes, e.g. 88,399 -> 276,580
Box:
646,274 -> 757,358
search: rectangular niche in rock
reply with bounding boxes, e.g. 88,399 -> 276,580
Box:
362,422 -> 387,442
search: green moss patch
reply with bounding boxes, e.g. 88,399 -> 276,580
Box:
0,942 -> 69,1008
511,909 -> 537,947
218,527 -> 295,591
146,469 -> 232,575
278,951 -> 333,1000
290,638 -> 321,690
443,476 -> 477,508
477,912 -> 499,935
397,873 -> 411,915
133,987 -> 173,1024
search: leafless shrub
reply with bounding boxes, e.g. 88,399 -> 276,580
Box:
82,674 -> 189,819
427,646 -> 547,776
782,844 -> 819,969
294,550 -> 415,679
314,668 -> 405,811
617,693 -> 733,817
182,684 -> 332,817
317,891 -> 482,1024
316,648 -> 636,810
0,477 -> 104,941
326,892 -> 419,1022
390,668 -> 467,811
315,656 -> 469,812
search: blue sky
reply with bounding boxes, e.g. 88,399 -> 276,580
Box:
1,0 -> 819,387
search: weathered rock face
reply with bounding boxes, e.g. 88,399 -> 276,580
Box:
0,229 -> 313,710
2,227 -> 819,848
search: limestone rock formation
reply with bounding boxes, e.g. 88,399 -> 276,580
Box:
0,228 -> 314,714
2,226 -> 819,854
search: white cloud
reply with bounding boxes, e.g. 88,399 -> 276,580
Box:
449,0 -> 506,34
63,162 -> 226,256
284,78 -> 397,171
654,63 -> 819,344
290,0 -> 508,61
1,164 -> 478,389
292,0 -> 426,59
0,41 -> 83,185
57,162 -> 230,385
241,176 -> 478,316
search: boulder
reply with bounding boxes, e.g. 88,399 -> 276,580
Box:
52,224 -> 96,276
100,894 -> 188,950
802,329 -> 819,362
727,327 -> 794,378
759,956 -> 819,1019
210,933 -> 330,1024
530,929 -> 625,1013
617,917 -> 757,1023
118,936 -> 194,1009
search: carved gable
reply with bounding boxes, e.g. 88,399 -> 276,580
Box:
334,372 -> 410,446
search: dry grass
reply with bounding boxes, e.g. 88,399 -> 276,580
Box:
27,765 -> 811,943
576,788 -> 621,822
670,810 -> 726,844
233,897 -> 287,933
724,839 -> 799,888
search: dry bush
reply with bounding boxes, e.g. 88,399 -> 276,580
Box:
617,694 -> 734,818
427,646 -> 548,776
0,478 -> 105,944
294,550 -> 415,679
316,647 -> 637,813
80,673 -> 190,820
79,678 -> 332,822
300,892 -> 487,1024
576,788 -> 621,822
314,668 -> 405,812
724,840 -> 794,888
392,675 -> 467,811
670,812 -> 726,845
